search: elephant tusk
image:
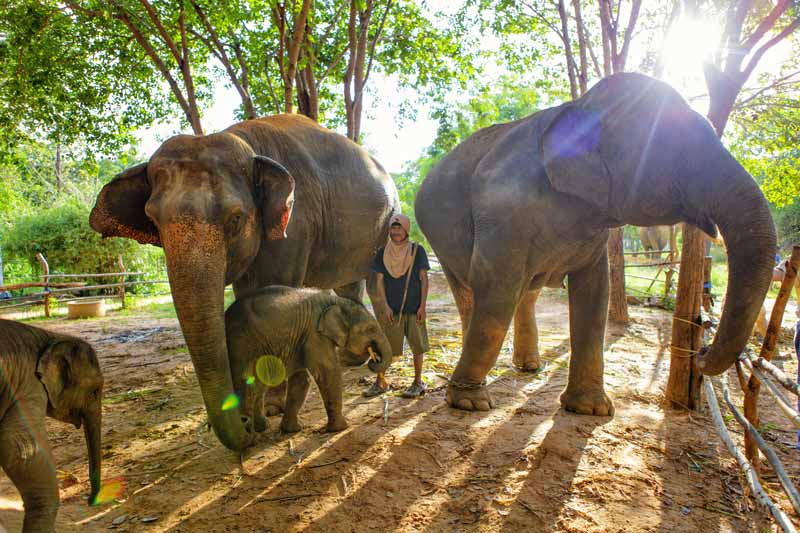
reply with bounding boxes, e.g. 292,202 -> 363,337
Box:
368,346 -> 379,363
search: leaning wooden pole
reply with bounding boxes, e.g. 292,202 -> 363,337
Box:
744,245 -> 800,471
666,224 -> 706,409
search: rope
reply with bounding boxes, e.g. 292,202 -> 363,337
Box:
672,315 -> 705,329
670,345 -> 700,357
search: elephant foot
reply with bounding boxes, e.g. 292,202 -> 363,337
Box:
446,381 -> 494,411
280,417 -> 303,433
253,414 -> 268,433
512,351 -> 542,372
560,388 -> 614,416
326,417 -> 349,432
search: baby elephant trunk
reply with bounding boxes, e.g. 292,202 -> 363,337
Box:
84,409 -> 102,504
368,334 -> 394,374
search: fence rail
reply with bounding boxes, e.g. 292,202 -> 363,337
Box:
0,253 -> 168,317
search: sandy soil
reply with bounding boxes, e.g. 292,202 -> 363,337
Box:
2,273 -> 799,532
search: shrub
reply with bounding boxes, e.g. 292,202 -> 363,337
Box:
2,201 -> 165,288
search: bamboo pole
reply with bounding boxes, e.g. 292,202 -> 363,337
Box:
742,353 -> 800,397
36,253 -> 50,318
0,281 -> 85,291
719,373 -> 800,517
704,378 -> 797,532
744,245 -> 800,471
118,255 -> 127,309
740,358 -> 800,428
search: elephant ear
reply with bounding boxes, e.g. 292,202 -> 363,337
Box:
36,340 -> 79,410
318,305 -> 349,348
541,105 -> 613,216
254,155 -> 295,241
90,163 -> 161,246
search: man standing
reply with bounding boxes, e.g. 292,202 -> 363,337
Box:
363,214 -> 430,398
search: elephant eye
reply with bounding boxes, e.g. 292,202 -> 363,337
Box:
91,389 -> 100,399
226,212 -> 245,232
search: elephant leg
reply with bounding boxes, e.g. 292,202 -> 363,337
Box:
441,264 -> 473,339
280,370 -> 311,433
262,382 -> 286,416
447,276 -> 523,412
308,362 -> 348,432
334,281 -> 370,367
561,248 -> 614,416
334,280 -> 365,303
0,408 -> 59,533
512,289 -> 542,371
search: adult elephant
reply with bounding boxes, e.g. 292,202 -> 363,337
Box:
638,225 -> 672,254
415,73 -> 775,414
91,115 -> 399,450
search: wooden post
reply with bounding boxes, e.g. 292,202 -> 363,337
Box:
117,255 -> 127,309
666,224 -> 705,409
743,245 -> 800,472
608,227 -> 629,324
36,252 -> 50,318
664,225 -> 677,300
702,255 -> 712,312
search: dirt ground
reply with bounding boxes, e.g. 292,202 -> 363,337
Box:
2,272 -> 800,532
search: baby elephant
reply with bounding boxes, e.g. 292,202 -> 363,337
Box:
0,319 -> 103,533
226,286 -> 393,433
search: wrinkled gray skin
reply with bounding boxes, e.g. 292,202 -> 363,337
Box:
91,115 -> 398,451
416,73 -> 775,414
638,225 -> 672,255
225,286 -> 393,434
0,319 -> 103,533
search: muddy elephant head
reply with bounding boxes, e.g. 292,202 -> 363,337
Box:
37,338 -> 103,503
318,300 -> 394,374
90,134 -> 295,450
541,72 -> 776,375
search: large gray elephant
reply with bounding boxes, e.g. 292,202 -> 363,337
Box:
90,115 -> 399,450
1,319 -> 103,532
415,73 -> 775,414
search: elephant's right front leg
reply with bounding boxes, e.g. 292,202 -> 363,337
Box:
513,289 -> 542,371
0,409 -> 60,533
448,282 -> 522,412
562,248 -> 614,416
280,370 -> 311,433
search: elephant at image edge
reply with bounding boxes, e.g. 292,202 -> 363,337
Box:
225,286 -> 394,434
90,114 -> 399,451
638,225 -> 672,254
415,72 -> 775,413
0,319 -> 103,533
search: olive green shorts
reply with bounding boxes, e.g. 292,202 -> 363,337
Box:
379,313 -> 430,356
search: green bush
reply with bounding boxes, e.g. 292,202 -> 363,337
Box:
2,201 -> 165,290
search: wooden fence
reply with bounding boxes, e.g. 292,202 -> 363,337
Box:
0,253 -> 168,317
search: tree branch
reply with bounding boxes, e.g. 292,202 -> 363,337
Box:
616,0 -> 642,72
741,16 -> 800,81
741,0 -> 789,52
137,0 -> 182,64
362,0 -> 393,89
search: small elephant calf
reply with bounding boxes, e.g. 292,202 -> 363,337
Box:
225,286 -> 393,433
0,318 -> 103,533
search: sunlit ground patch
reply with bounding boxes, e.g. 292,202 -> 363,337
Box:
91,478 -> 126,506
255,355 -> 286,387
221,393 -> 240,411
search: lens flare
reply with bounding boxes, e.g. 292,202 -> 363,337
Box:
91,478 -> 126,506
255,355 -> 286,387
246,375 -> 256,385
221,393 -> 240,411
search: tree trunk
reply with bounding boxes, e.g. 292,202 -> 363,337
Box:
666,224 -> 705,409
55,143 -> 62,196
607,227 -> 629,324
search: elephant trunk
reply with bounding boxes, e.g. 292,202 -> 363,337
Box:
162,223 -> 251,451
83,408 -> 101,504
695,160 -> 776,375
369,334 -> 395,374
